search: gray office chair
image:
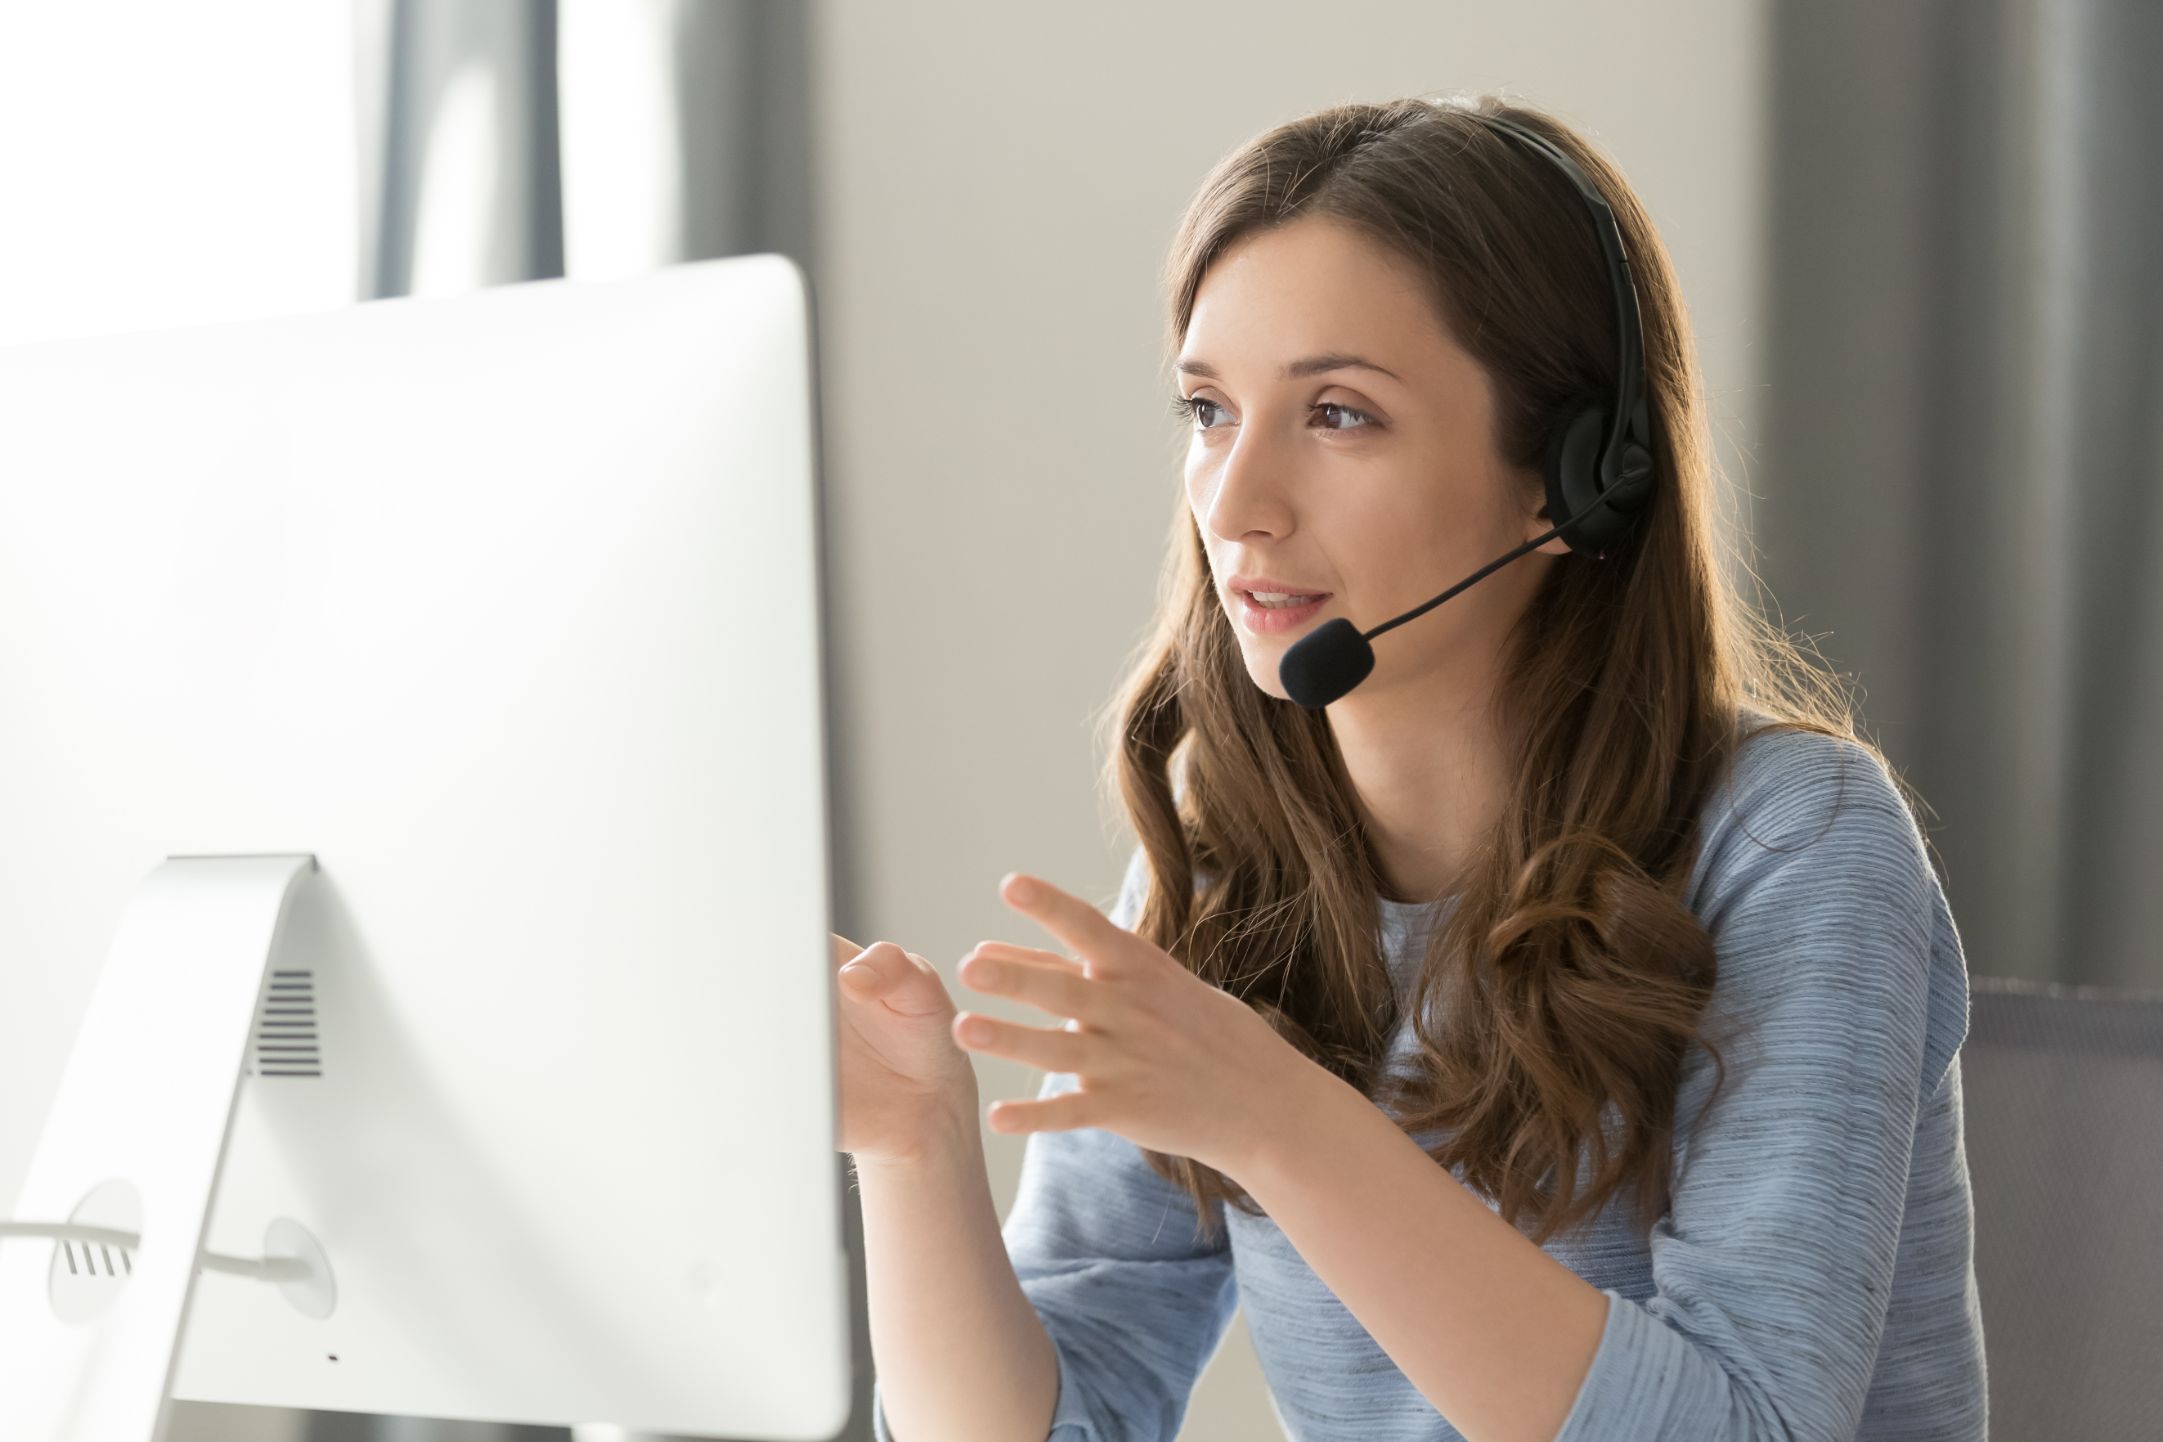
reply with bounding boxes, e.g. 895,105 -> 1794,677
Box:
1963,974 -> 2163,1440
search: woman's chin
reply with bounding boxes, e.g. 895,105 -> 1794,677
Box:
1241,653 -> 1292,700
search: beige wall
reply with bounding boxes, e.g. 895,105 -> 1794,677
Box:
809,1 -> 1767,1437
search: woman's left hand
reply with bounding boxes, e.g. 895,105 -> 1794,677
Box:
949,870 -> 1320,1180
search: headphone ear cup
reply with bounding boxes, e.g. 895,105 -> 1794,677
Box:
1607,441 -> 1656,510
1543,408 -> 1620,556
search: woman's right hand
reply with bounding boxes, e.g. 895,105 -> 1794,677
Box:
832,931 -> 979,1166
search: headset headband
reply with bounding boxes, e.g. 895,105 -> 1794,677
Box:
1473,112 -> 1653,502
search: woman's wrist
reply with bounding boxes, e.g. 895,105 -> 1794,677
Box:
852,1075 -> 984,1177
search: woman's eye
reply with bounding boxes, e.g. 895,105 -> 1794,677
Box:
1314,401 -> 1376,432
1170,393 -> 1225,430
1169,395 -> 1378,434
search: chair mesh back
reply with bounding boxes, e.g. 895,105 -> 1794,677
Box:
1964,975 -> 2163,1440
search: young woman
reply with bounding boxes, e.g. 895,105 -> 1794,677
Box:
833,94 -> 1987,1442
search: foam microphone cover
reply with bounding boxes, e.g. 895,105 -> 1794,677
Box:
1279,618 -> 1374,709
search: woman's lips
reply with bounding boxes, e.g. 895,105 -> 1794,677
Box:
1235,589 -> 1330,634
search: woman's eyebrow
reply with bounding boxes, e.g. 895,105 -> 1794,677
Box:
1176,353 -> 1403,383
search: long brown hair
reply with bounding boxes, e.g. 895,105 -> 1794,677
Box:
1096,93 -> 1902,1246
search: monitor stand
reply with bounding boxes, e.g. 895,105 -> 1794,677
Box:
0,854 -> 327,1442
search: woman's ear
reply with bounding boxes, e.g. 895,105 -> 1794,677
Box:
1524,486 -> 1573,556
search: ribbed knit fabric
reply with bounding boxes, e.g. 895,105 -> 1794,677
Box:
872,723 -> 1988,1440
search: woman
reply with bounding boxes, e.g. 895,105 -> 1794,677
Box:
834,93 -> 1987,1442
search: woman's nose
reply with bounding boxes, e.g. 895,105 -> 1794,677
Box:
1201,430 -> 1297,541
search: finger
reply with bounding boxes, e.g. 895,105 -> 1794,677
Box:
999,873 -> 1148,979
834,932 -> 935,978
836,940 -> 906,993
838,941 -> 949,1018
957,950 -> 1108,1027
950,1011 -> 1091,1072
986,1088 -> 1098,1135
968,940 -> 1083,973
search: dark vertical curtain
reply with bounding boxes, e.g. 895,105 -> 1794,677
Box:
356,0 -> 564,299
352,0 -> 813,299
1759,0 -> 2163,991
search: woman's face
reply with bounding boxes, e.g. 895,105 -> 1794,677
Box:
1178,214 -> 1562,705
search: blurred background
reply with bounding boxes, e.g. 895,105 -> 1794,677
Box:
1,1 -> 2155,1439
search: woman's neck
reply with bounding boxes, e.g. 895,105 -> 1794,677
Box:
1329,683 -> 1508,905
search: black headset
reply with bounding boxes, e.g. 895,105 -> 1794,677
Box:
1276,110 -> 1658,710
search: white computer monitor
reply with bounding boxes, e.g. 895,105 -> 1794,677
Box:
0,255 -> 852,1440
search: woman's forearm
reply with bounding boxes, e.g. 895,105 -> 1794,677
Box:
855,1086 -> 1060,1442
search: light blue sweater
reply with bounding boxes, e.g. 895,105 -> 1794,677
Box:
871,725 -> 1988,1440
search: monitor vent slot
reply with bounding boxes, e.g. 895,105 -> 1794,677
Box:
61,1240 -> 133,1276
250,968 -> 323,1079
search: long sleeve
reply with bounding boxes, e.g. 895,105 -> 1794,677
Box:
868,1069 -> 1239,1442
871,845 -> 1240,1442
993,1064 -> 1242,1440
1548,729 -> 1978,1442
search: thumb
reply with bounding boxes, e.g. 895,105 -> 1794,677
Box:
837,942 -> 952,1019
